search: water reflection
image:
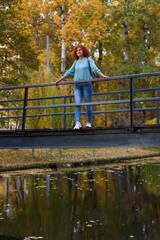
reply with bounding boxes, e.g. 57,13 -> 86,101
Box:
0,161 -> 160,240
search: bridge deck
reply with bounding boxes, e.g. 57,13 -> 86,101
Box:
0,125 -> 160,148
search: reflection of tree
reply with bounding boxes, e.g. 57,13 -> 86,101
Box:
111,165 -> 160,239
87,170 -> 96,207
5,178 -> 9,199
1,165 -> 160,239
0,235 -> 22,240
13,176 -> 24,207
31,175 -> 43,236
67,172 -> 78,240
46,175 -> 51,199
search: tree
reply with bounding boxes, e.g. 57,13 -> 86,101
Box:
0,0 -> 39,86
106,0 -> 160,75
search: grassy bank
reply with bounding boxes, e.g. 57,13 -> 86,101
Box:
0,147 -> 160,172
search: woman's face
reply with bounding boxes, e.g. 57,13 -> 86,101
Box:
76,47 -> 84,58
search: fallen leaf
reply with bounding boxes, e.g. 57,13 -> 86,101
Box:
86,224 -> 92,227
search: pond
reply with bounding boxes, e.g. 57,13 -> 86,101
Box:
0,159 -> 160,240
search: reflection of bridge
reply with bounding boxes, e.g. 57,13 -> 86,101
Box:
1,72 -> 160,148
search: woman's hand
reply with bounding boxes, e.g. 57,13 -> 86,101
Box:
55,79 -> 61,86
99,73 -> 109,80
103,75 -> 109,80
55,75 -> 66,86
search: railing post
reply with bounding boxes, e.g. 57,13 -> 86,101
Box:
22,87 -> 28,132
105,113 -> 107,127
63,96 -> 66,128
156,89 -> 159,124
129,77 -> 134,132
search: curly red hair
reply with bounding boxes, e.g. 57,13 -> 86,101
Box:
72,44 -> 91,60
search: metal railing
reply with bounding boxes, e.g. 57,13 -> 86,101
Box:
0,72 -> 160,132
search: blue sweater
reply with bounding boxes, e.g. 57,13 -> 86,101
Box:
65,57 -> 101,84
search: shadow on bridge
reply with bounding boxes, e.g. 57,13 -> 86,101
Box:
0,72 -> 160,148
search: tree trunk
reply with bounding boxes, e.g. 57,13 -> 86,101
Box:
123,22 -> 130,61
138,24 -> 147,64
116,22 -> 130,126
98,41 -> 103,67
60,4 -> 66,76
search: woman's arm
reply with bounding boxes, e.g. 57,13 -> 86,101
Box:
55,75 -> 66,85
89,57 -> 109,80
99,72 -> 109,80
55,61 -> 76,86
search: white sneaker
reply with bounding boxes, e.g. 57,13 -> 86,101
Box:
74,122 -> 82,129
86,123 -> 92,128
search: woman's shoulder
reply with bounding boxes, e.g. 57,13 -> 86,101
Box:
87,56 -> 94,62
72,60 -> 77,65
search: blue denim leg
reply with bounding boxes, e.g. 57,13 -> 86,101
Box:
74,83 -> 92,123
83,84 -> 92,123
74,84 -> 83,122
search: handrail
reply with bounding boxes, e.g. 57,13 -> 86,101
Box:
0,87 -> 159,104
0,107 -> 158,120
1,97 -> 160,111
0,87 -> 159,106
1,72 -> 160,132
0,72 -> 160,91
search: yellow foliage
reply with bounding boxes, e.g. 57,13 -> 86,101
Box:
26,65 -> 63,129
60,0 -> 109,48
5,0 -> 160,129
145,118 -> 157,125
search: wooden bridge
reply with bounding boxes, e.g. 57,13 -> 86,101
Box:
1,72 -> 160,149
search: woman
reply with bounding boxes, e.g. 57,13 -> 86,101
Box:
55,44 -> 108,129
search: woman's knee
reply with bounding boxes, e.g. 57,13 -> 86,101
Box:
74,88 -> 82,103
87,105 -> 92,113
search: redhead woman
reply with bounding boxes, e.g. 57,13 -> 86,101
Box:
55,44 -> 108,129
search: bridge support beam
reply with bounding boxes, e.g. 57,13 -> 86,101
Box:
0,127 -> 160,149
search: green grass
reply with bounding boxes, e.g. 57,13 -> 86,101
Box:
0,147 -> 160,168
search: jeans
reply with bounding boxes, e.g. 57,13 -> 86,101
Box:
74,83 -> 92,123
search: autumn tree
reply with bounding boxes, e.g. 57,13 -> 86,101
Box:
1,0 -> 160,128
0,0 -> 39,87
104,0 -> 160,75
